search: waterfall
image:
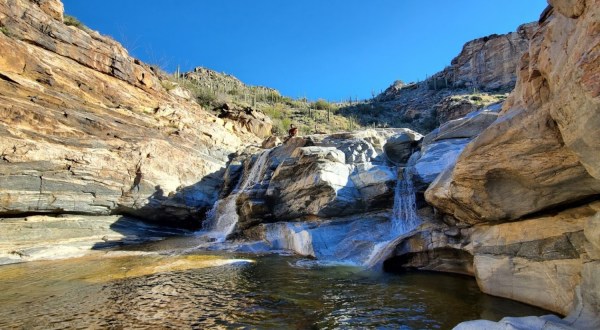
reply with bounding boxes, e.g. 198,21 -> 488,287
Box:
391,165 -> 420,235
202,149 -> 271,242
364,160 -> 421,268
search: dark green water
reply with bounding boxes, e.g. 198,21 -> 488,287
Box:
0,246 -> 549,329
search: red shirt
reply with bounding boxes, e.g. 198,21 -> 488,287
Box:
288,127 -> 298,137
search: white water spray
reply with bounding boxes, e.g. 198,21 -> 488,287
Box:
202,150 -> 271,242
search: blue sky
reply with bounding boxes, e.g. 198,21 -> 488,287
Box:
62,0 -> 547,101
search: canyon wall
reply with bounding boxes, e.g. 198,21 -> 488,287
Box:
408,0 -> 600,325
348,22 -> 536,133
0,0 -> 267,228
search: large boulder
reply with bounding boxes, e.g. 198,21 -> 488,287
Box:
216,103 -> 273,139
383,130 -> 423,164
426,1 -> 600,224
423,107 -> 500,145
231,129 -> 410,232
471,203 -> 596,315
412,139 -> 470,190
386,202 -> 600,327
412,105 -> 501,191
266,146 -> 358,220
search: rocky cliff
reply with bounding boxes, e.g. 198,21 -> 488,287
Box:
396,0 -> 599,326
0,0 -> 263,229
339,22 -> 536,133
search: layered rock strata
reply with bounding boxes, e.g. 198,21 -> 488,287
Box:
0,0 -> 262,228
426,1 -> 600,225
411,0 -> 600,325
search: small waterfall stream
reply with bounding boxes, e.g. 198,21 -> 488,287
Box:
199,146 -> 421,269
391,165 -> 420,235
202,149 -> 271,242
364,161 -> 421,268
261,159 -> 422,269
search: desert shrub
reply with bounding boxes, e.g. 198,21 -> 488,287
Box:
195,88 -> 217,107
0,26 -> 10,36
312,99 -> 332,110
64,15 -> 85,29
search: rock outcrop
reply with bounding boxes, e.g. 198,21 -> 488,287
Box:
437,23 -> 537,92
411,0 -> 600,325
411,104 -> 501,191
341,22 -> 535,133
0,214 -> 188,265
216,103 -> 273,139
0,0 -> 261,228
425,1 -> 600,225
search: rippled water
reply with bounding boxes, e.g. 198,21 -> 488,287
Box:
0,240 -> 550,329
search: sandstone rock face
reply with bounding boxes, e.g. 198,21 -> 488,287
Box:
412,139 -> 470,190
412,105 -> 501,190
426,1 -> 600,224
0,0 -> 260,228
433,96 -> 480,123
471,204 -> 596,315
423,106 -> 500,145
438,23 -> 537,92
267,146 -> 356,219
216,104 -> 273,139
388,202 -> 599,323
36,0 -> 63,21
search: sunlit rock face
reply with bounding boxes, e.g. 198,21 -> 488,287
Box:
412,0 -> 600,325
410,104 -> 501,191
0,0 -> 263,228
425,1 -> 600,225
437,22 -> 537,92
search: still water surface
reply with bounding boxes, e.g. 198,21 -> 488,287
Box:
0,240 -> 549,329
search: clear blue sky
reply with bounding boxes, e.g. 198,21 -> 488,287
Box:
62,0 -> 547,101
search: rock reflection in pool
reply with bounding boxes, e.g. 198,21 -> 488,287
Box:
0,253 -> 550,329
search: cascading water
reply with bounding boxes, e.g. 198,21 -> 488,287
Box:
201,149 -> 271,242
364,158 -> 421,268
391,165 -> 420,235
261,157 -> 423,268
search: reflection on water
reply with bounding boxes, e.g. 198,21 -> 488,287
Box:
0,243 -> 549,329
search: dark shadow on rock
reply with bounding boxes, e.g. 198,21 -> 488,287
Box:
115,165 -> 232,231
90,215 -> 191,251
91,155 -> 241,250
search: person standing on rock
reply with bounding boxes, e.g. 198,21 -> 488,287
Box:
288,124 -> 298,138
283,124 -> 299,143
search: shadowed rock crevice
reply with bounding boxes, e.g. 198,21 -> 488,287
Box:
383,248 -> 474,276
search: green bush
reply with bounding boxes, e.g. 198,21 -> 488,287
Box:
64,15 -> 85,29
312,99 -> 332,110
263,104 -> 286,120
195,88 -> 217,107
0,26 -> 9,37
